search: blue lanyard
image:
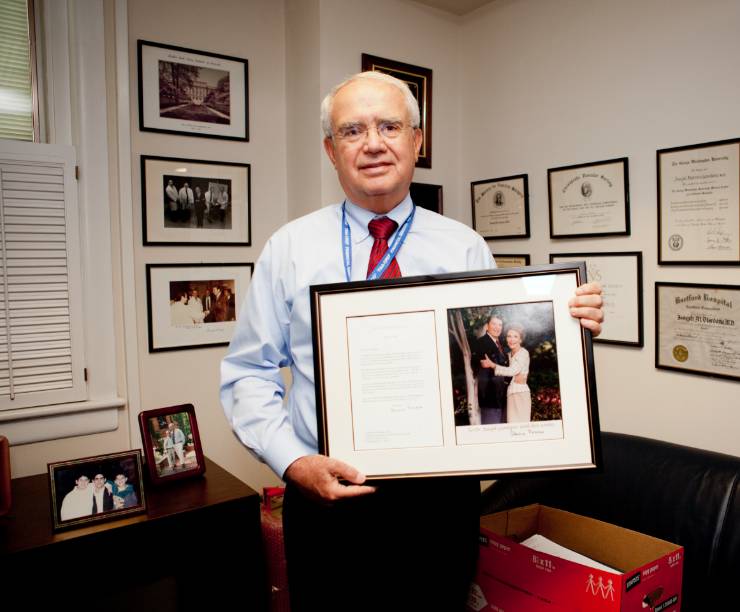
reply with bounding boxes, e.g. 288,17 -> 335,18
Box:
341,202 -> 415,282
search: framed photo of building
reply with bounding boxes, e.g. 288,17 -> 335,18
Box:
137,40 -> 248,141
310,263 -> 600,480
410,181 -> 443,214
657,138 -> 740,265
141,156 -> 251,246
361,53 -> 432,169
146,263 -> 253,352
48,450 -> 146,531
550,252 -> 644,347
471,174 -> 530,240
548,158 -> 630,238
138,404 -> 206,485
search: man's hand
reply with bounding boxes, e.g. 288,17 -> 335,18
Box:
568,282 -> 604,336
481,354 -> 496,369
284,455 -> 376,504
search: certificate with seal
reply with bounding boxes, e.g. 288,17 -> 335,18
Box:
471,174 -> 530,240
310,263 -> 601,480
656,282 -> 740,382
548,158 -> 630,238
657,138 -> 740,265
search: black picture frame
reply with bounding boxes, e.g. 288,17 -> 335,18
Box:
410,181 -> 443,214
137,40 -> 249,141
471,174 -> 531,240
361,53 -> 432,169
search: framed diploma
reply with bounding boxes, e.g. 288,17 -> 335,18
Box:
310,263 -> 601,480
657,138 -> 740,265
548,157 -> 630,238
550,252 -> 643,347
494,254 -> 531,268
656,282 -> 740,381
471,174 -> 530,240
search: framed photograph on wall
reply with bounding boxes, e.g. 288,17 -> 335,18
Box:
137,40 -> 249,141
146,263 -> 253,352
141,156 -> 251,246
310,263 -> 600,480
139,404 -> 206,485
657,138 -> 740,265
471,174 -> 530,240
550,252 -> 644,347
361,53 -> 432,169
655,282 -> 740,381
48,450 -> 146,531
493,254 -> 531,269
410,181 -> 443,214
548,157 -> 630,238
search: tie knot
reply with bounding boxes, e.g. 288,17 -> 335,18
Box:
368,216 -> 398,241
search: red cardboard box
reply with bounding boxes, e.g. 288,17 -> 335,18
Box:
469,504 -> 683,612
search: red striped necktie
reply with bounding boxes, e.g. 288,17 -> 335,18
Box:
366,217 -> 401,279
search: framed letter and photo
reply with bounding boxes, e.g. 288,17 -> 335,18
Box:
657,138 -> 740,265
146,263 -> 253,352
471,174 -> 530,240
141,156 -> 251,246
548,157 -> 630,238
311,263 -> 600,480
550,252 -> 644,347
138,40 -> 248,141
656,282 -> 740,381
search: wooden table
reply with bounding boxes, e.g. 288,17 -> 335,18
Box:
0,456 -> 266,611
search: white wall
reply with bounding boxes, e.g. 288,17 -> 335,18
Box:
460,0 -> 740,456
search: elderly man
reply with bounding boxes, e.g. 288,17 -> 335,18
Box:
221,71 -> 602,611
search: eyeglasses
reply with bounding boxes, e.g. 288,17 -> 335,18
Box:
333,121 -> 406,143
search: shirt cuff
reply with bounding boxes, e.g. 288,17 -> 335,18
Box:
262,427 -> 317,480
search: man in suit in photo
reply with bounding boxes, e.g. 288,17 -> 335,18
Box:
474,314 -> 510,423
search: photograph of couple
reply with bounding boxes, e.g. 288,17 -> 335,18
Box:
147,414 -> 200,478
448,301 -> 562,429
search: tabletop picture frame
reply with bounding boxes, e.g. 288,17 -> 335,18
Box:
471,174 -> 530,240
138,40 -> 249,141
146,262 -> 253,352
48,450 -> 146,531
139,404 -> 206,485
362,53 -> 432,169
550,252 -> 644,347
141,155 -> 251,246
548,157 -> 630,238
311,263 -> 600,480
657,138 -> 740,265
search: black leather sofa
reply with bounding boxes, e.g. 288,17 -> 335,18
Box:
480,431 -> 740,611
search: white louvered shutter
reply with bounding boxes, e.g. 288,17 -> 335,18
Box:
0,140 -> 86,410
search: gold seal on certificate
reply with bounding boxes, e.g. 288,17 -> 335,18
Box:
658,138 -> 740,265
657,283 -> 740,381
471,174 -> 530,240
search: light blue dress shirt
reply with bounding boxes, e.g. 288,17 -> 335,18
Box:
220,194 -> 495,478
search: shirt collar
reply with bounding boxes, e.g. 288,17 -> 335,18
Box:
343,193 -> 413,244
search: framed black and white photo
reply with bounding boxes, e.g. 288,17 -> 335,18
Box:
146,263 -> 253,352
548,158 -> 630,238
362,53 -> 432,169
471,174 -> 530,240
48,450 -> 146,531
551,252 -> 644,347
656,282 -> 740,381
493,254 -> 531,269
141,156 -> 250,246
657,138 -> 740,265
410,181 -> 443,214
311,263 -> 600,480
137,40 -> 248,141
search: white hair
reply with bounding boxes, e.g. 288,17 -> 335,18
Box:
320,71 -> 421,138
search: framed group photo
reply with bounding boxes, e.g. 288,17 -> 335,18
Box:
311,263 -> 600,480
141,156 -> 251,246
550,252 -> 644,347
48,450 -> 146,531
657,138 -> 740,265
471,174 -> 530,240
139,404 -> 206,484
362,53 -> 432,169
137,40 -> 249,141
548,157 -> 630,238
146,263 -> 253,352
